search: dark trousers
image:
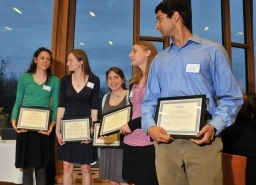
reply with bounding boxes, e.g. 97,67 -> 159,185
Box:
23,167 -> 46,185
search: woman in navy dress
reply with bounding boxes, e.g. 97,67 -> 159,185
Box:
56,49 -> 100,185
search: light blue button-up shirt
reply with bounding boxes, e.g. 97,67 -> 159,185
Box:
141,34 -> 243,135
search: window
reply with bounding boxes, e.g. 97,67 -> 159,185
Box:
191,0 -> 222,43
231,47 -> 246,93
0,1 -> 53,134
230,0 -> 249,92
191,0 -> 253,93
74,0 -> 133,90
140,0 -> 162,37
230,0 -> 245,43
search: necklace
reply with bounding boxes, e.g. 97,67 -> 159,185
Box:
112,89 -> 123,98
73,74 -> 87,88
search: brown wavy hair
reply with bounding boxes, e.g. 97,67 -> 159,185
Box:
68,49 -> 93,76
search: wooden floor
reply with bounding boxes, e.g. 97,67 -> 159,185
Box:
54,168 -> 109,185
0,168 -> 109,185
0,183 -> 108,185
0,166 -> 109,185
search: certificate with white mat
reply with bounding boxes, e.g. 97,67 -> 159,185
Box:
155,95 -> 206,139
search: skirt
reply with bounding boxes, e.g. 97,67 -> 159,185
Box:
122,143 -> 158,185
15,131 -> 55,168
99,148 -> 127,183
57,142 -> 97,164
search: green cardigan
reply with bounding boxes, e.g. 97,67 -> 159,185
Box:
11,73 -> 60,121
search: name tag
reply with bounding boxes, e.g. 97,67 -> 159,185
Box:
185,64 -> 200,73
87,82 -> 94,89
43,85 -> 51,91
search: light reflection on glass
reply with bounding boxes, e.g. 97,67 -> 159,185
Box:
230,0 -> 245,43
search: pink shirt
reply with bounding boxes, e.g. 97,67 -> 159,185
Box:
124,80 -> 153,146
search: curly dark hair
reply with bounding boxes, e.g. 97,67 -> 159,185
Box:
26,47 -> 53,84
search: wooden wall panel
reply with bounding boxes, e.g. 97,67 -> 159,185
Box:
51,0 -> 76,176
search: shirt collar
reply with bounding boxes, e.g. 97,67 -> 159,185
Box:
168,34 -> 202,51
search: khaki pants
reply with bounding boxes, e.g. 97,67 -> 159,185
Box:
154,137 -> 223,185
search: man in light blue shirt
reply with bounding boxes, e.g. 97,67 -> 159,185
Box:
141,1 -> 243,185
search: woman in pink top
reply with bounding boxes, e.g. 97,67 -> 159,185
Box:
120,41 -> 158,185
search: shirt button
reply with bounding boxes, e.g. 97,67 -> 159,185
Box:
178,76 -> 181,78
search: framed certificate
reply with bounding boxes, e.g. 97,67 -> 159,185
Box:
92,122 -> 123,148
99,105 -> 131,136
155,95 -> 206,139
61,117 -> 91,142
16,106 -> 51,131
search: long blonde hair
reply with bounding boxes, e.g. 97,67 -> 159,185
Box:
130,41 -> 158,84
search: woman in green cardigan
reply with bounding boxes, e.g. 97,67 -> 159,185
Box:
11,47 -> 60,185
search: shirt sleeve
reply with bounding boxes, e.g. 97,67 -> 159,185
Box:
128,117 -> 141,131
141,60 -> 161,133
11,74 -> 26,120
208,45 -> 243,134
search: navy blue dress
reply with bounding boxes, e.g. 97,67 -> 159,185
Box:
57,74 -> 100,164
